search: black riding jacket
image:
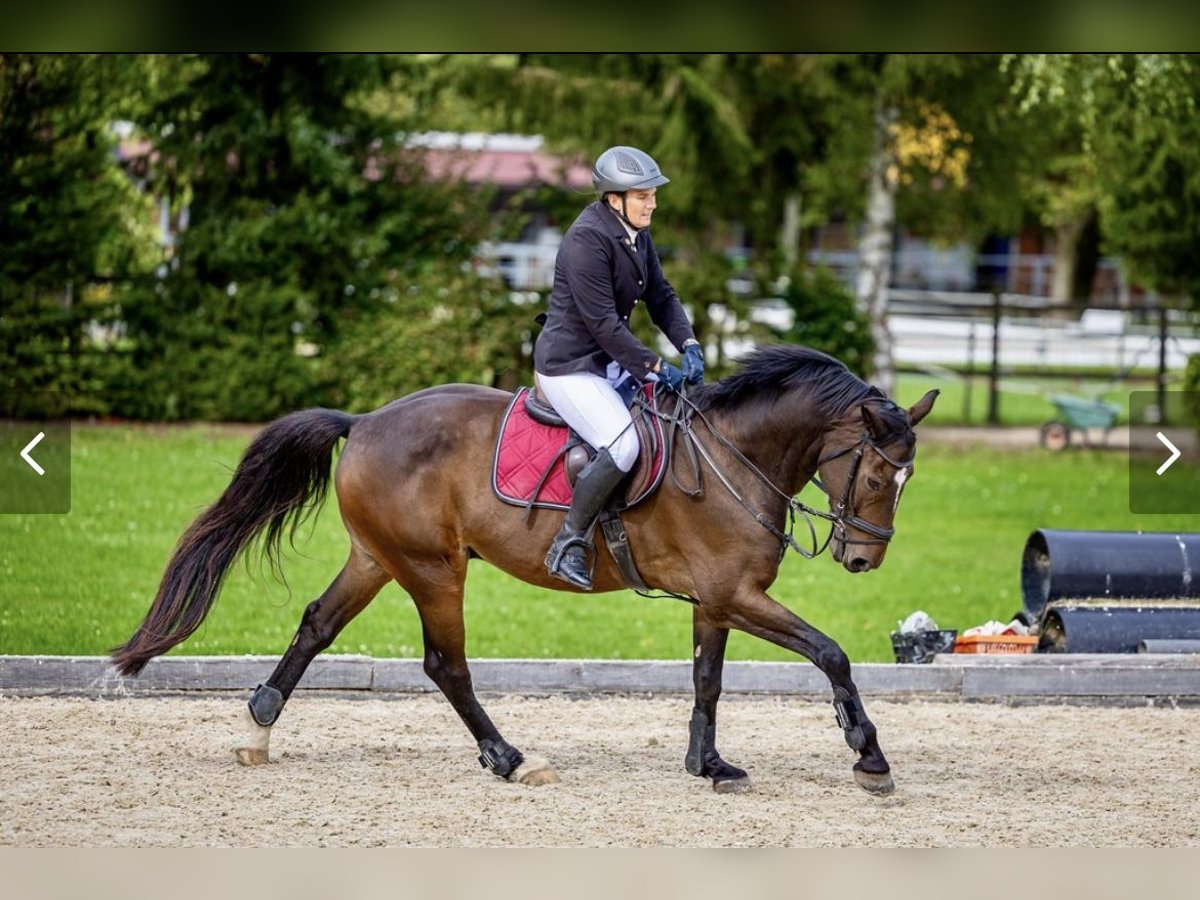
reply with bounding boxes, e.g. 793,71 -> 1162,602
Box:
533,202 -> 695,379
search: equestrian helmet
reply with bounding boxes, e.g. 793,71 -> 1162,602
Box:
592,146 -> 669,197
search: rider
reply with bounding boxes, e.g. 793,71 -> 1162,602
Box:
534,145 -> 706,590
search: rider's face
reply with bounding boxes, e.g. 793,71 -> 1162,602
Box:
616,189 -> 656,228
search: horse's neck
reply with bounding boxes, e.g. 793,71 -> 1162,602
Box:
706,395 -> 828,497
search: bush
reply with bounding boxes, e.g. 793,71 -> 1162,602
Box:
319,264 -> 535,413
1182,354 -> 1200,434
769,264 -> 874,375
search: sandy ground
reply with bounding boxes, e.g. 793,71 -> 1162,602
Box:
2,692 -> 1198,847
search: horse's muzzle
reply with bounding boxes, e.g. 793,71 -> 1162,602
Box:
833,538 -> 885,573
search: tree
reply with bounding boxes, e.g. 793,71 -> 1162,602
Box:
117,54 -> 492,420
319,262 -> 530,410
405,55 -> 787,374
0,54 -> 158,409
840,55 -> 981,396
771,264 -> 873,376
1005,54 -> 1200,302
830,55 -> 1044,394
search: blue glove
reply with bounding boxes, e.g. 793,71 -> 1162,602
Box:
657,360 -> 686,393
682,342 -> 705,384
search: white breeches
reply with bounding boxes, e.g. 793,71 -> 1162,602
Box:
535,365 -> 640,472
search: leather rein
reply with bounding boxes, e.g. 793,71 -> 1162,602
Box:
645,387 -> 915,561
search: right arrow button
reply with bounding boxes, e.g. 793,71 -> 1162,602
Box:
1156,432 -> 1181,476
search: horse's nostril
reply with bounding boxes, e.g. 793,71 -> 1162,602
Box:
849,557 -> 871,572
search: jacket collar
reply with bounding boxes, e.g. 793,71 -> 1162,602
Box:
591,201 -> 646,262
592,200 -> 640,239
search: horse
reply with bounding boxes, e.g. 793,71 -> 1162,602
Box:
112,344 -> 938,795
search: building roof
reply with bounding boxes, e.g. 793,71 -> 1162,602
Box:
407,132 -> 592,191
115,129 -> 593,192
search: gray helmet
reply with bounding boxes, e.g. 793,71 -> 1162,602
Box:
592,146 -> 669,197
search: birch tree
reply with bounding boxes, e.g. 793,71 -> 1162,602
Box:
1005,54 -> 1200,302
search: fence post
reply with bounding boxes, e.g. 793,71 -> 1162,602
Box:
988,288 -> 1002,425
964,322 -> 976,423
1158,303 -> 1169,425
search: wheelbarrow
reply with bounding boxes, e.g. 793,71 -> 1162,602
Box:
1038,393 -> 1121,451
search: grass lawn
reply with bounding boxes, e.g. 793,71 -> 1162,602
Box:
896,371 -> 1184,427
2,421 -> 1199,663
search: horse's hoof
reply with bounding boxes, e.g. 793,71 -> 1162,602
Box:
712,776 -> 753,795
235,748 -> 269,766
512,754 -> 560,786
237,707 -> 271,766
854,769 -> 895,795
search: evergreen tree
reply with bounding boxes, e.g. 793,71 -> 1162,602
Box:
117,54 -> 494,420
0,54 -> 156,410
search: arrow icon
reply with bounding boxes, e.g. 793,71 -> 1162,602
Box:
1156,432 -> 1181,476
20,431 -> 45,476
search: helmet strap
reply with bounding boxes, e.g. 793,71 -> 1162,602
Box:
608,193 -> 643,232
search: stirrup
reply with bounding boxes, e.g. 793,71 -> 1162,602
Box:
546,536 -> 596,588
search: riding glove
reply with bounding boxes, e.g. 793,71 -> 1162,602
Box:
683,342 -> 705,384
657,360 -> 686,393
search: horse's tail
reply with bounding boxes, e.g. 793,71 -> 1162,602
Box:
110,408 -> 357,677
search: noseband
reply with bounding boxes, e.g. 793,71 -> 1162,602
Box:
812,436 -> 915,547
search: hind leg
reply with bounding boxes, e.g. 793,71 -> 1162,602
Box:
403,558 -> 559,786
235,547 -> 389,765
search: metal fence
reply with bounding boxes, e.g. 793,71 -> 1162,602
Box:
887,289 -> 1200,374
809,248 -> 1129,302
476,240 -> 1200,422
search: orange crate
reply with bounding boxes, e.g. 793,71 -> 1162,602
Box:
953,634 -> 1038,655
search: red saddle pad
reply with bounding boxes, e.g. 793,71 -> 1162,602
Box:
491,386 -> 666,511
492,388 -> 575,509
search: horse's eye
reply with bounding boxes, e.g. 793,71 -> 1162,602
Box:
866,477 -> 885,491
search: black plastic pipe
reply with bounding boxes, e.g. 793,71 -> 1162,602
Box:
1021,529 -> 1200,617
1040,605 -> 1200,654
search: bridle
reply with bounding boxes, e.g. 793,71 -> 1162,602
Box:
811,434 -> 916,549
653,390 -> 916,560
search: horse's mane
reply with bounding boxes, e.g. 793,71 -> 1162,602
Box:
693,344 -> 896,424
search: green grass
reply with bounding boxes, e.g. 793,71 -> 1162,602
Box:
896,371 -> 1185,427
2,423 -> 1199,663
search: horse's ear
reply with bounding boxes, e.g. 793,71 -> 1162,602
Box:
907,389 -> 940,426
861,402 -> 891,439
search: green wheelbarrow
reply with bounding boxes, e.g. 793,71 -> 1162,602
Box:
1038,394 -> 1121,451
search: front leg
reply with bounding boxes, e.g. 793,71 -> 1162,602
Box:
725,588 -> 894,796
685,608 -> 752,794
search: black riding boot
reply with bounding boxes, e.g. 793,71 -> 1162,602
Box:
545,447 -> 627,590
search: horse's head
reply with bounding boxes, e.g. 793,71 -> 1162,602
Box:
817,389 -> 938,573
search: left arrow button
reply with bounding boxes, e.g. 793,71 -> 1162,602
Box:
21,431 -> 46,476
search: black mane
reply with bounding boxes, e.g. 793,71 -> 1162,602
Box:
693,344 -> 888,420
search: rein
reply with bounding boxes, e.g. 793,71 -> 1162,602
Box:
646,387 -> 914,561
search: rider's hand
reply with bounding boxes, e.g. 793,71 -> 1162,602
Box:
656,360 -> 686,393
682,342 -> 705,384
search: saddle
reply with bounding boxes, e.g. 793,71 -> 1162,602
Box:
492,383 -> 667,513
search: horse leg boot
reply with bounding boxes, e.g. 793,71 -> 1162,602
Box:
545,447 -> 626,590
408,566 -> 560,787
724,586 -> 894,795
235,551 -> 388,765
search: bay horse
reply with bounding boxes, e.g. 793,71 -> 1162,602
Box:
113,344 -> 937,795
